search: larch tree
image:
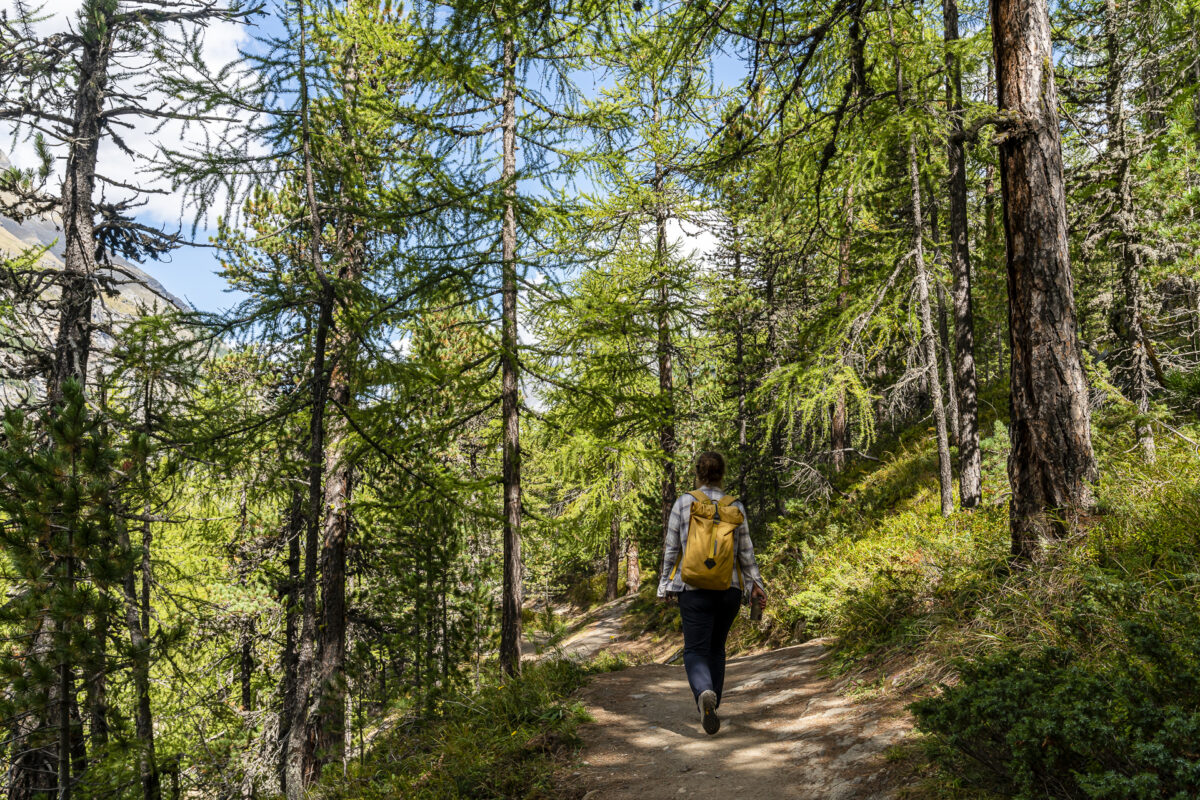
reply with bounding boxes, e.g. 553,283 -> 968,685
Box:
991,0 -> 1098,556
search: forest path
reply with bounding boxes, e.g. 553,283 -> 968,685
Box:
560,626 -> 915,799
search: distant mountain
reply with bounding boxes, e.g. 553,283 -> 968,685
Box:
0,149 -> 189,316
0,152 -> 192,403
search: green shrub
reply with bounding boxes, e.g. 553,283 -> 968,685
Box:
318,656 -> 625,800
912,593 -> 1200,799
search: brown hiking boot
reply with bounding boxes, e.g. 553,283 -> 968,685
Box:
699,690 -> 720,735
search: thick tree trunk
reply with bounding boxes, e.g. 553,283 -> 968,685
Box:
285,289 -> 332,798
992,0 -> 1098,556
240,624 -> 254,712
498,30 -> 524,677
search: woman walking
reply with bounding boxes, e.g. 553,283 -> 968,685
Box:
658,451 -> 767,735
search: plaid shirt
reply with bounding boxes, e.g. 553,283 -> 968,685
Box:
657,485 -> 766,598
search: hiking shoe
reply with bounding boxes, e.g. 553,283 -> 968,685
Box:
699,690 -> 720,735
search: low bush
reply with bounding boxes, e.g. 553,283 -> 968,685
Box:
317,656 -> 625,800
913,590 -> 1200,799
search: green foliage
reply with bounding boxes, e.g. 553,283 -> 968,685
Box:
913,595 -> 1200,799
315,657 -> 624,800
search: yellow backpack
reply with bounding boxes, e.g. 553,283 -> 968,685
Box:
670,490 -> 744,591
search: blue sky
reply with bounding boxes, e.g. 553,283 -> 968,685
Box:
5,1 -> 748,314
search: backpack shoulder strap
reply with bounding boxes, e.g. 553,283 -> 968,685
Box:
688,489 -> 708,503
717,494 -> 737,507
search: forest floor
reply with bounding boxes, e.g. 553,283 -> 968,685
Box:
545,600 -> 920,800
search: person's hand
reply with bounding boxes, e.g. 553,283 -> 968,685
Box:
751,585 -> 767,607
660,591 -> 678,606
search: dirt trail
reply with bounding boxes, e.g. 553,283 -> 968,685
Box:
559,616 -> 915,799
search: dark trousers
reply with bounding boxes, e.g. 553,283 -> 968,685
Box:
678,587 -> 742,706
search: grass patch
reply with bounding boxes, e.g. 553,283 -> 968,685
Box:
316,656 -> 627,800
748,399 -> 1200,796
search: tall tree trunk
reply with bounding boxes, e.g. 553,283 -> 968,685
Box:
832,185 -> 853,473
652,85 -> 678,550
935,281 -> 961,444
285,3 -> 334,791
9,11 -> 114,797
50,1 -> 111,403
888,3 -> 954,516
625,538 -> 640,594
605,511 -> 620,602
910,138 -> 955,517
498,28 -> 523,677
312,227 -> 363,773
278,484 -> 303,797
119,520 -> 159,800
944,0 -> 983,507
86,610 -> 108,753
57,554 -> 73,800
927,189 -> 962,446
127,383 -> 160,800
732,223 -> 750,493
1104,0 -> 1155,463
764,264 -> 784,513
992,0 -> 1098,556
312,37 -> 367,768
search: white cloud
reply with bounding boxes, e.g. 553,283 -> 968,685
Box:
665,217 -> 718,263
1,0 -> 253,232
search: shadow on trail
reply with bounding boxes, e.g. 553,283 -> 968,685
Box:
565,642 -> 912,800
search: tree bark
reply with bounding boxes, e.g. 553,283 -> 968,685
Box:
311,198 -> 365,774
1104,0 -> 1155,463
285,3 -> 334,791
605,511 -> 620,602
943,0 -> 983,507
927,189 -> 962,446
832,185 -> 853,473
128,382 -> 161,800
732,223 -> 750,493
935,280 -> 961,444
49,1 -> 112,403
888,3 -> 954,516
119,520 -> 159,800
278,484 -> 303,797
498,28 -> 524,677
991,0 -> 1098,556
652,84 -> 678,556
625,537 -> 640,594
909,137 -> 955,517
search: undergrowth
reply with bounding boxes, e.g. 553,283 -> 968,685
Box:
313,655 -> 626,800
747,396 -> 1200,797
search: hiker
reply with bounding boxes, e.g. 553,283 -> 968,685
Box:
658,451 -> 767,735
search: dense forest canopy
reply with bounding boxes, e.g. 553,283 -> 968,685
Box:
1,0 -> 1199,797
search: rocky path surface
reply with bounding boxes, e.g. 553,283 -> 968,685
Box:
558,617 -> 915,799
